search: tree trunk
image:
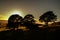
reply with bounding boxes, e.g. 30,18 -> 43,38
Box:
45,22 -> 48,27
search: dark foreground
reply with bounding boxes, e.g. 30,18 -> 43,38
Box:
0,26 -> 60,40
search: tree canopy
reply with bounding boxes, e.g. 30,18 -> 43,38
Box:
39,11 -> 57,26
7,14 -> 23,29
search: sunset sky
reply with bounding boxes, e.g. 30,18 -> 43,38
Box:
0,0 -> 60,21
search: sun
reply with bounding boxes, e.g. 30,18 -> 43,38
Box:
11,10 -> 22,16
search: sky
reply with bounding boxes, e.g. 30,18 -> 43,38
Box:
0,0 -> 60,21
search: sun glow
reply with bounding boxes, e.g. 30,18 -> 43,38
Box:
11,10 -> 23,16
0,10 -> 24,20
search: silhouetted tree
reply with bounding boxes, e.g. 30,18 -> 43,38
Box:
24,14 -> 35,23
17,15 -> 23,26
23,14 -> 42,40
39,11 -> 57,26
23,14 -> 36,29
6,14 -> 24,40
7,14 -> 21,29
